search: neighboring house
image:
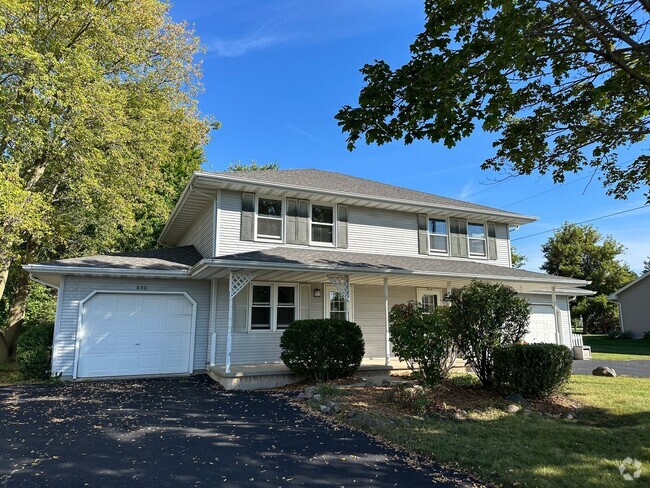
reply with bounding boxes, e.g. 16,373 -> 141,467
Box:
608,273 -> 650,338
25,169 -> 591,389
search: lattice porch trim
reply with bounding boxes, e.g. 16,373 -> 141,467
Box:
328,274 -> 350,301
230,271 -> 254,299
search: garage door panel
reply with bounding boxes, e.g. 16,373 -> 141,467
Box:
77,293 -> 194,378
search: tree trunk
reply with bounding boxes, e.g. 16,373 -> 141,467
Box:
0,258 -> 10,306
0,334 -> 9,363
4,270 -> 30,359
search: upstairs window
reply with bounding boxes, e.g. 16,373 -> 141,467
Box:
428,218 -> 448,253
311,204 -> 334,244
468,222 -> 486,256
257,197 -> 283,240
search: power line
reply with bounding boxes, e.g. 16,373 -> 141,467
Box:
511,204 -> 650,242
464,177 -> 514,198
501,175 -> 592,208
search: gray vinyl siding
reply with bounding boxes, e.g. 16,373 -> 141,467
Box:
53,276 -> 211,377
217,190 -> 513,267
213,280 -> 415,365
179,201 -> 214,257
617,277 -> 650,338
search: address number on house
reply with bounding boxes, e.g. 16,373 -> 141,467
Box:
136,285 -> 148,291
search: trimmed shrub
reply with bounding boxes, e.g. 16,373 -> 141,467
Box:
389,302 -> 456,387
16,322 -> 54,381
493,343 -> 573,398
280,319 -> 365,382
446,280 -> 530,388
608,330 -> 634,339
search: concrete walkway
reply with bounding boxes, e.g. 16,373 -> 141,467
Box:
572,360 -> 650,378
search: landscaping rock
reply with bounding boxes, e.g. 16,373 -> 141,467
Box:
304,386 -> 316,399
565,413 -> 574,420
296,392 -> 306,401
592,366 -> 617,377
505,393 -> 527,404
381,379 -> 391,387
506,404 -> 521,413
347,410 -> 358,419
313,394 -> 322,401
319,405 -> 331,414
523,409 -> 533,415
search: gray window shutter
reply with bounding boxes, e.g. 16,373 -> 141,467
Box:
417,214 -> 428,255
240,192 -> 255,241
286,198 -> 298,244
297,199 -> 309,245
300,284 -> 311,319
450,218 -> 469,257
487,222 -> 498,261
337,204 -> 348,249
233,285 -> 249,333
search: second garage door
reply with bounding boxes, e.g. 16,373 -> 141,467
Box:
76,292 -> 195,378
524,304 -> 558,344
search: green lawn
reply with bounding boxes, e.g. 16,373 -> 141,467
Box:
584,335 -> 650,361
331,375 -> 650,488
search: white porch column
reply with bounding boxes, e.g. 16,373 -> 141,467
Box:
446,281 -> 452,306
384,277 -> 390,366
209,278 -> 218,366
551,286 -> 563,346
226,270 -> 254,373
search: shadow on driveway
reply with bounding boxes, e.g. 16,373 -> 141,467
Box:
0,376 -> 477,487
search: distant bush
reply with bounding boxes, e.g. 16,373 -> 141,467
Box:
644,331 -> 650,341
280,319 -> 364,382
389,302 -> 456,387
16,322 -> 54,381
493,343 -> 573,398
608,330 -> 634,339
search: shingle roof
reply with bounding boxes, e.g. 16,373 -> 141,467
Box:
201,169 -> 532,220
40,246 -> 202,271
209,247 -> 586,284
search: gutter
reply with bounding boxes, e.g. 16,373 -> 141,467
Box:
193,258 -> 589,287
22,264 -> 189,279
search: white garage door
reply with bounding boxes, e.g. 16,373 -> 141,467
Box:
77,293 -> 194,378
524,304 -> 558,344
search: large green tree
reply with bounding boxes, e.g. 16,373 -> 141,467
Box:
541,223 -> 636,333
336,0 -> 650,201
0,0 -> 213,360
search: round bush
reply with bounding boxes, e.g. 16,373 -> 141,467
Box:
16,322 -> 54,381
493,343 -> 573,398
280,319 -> 365,382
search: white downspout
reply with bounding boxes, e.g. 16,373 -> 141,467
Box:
551,286 -> 563,346
209,278 -> 218,367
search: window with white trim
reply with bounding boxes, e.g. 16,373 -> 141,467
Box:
324,285 -> 353,321
311,204 -> 334,245
417,288 -> 443,313
468,222 -> 487,256
249,283 -> 298,331
256,197 -> 283,240
428,218 -> 448,253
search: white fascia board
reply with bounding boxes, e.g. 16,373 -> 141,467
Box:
157,173 -> 200,245
192,172 -> 538,224
22,264 -> 189,279
193,258 -> 589,287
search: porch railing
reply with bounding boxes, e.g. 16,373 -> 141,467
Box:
571,333 -> 584,347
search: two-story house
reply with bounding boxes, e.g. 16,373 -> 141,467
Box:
25,169 -> 592,389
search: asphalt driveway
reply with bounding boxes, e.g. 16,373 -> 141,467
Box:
572,359 -> 650,378
0,376 -> 475,487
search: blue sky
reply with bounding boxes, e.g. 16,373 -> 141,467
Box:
169,0 -> 649,274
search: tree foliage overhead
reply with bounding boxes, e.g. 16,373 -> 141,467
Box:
541,223 -> 636,296
336,0 -> 650,201
644,257 -> 650,274
510,246 -> 527,269
0,0 -> 213,358
227,160 -> 280,172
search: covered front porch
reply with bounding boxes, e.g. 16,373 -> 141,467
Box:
191,248 -> 591,390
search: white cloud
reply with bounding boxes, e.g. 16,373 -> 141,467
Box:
458,181 -> 474,200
